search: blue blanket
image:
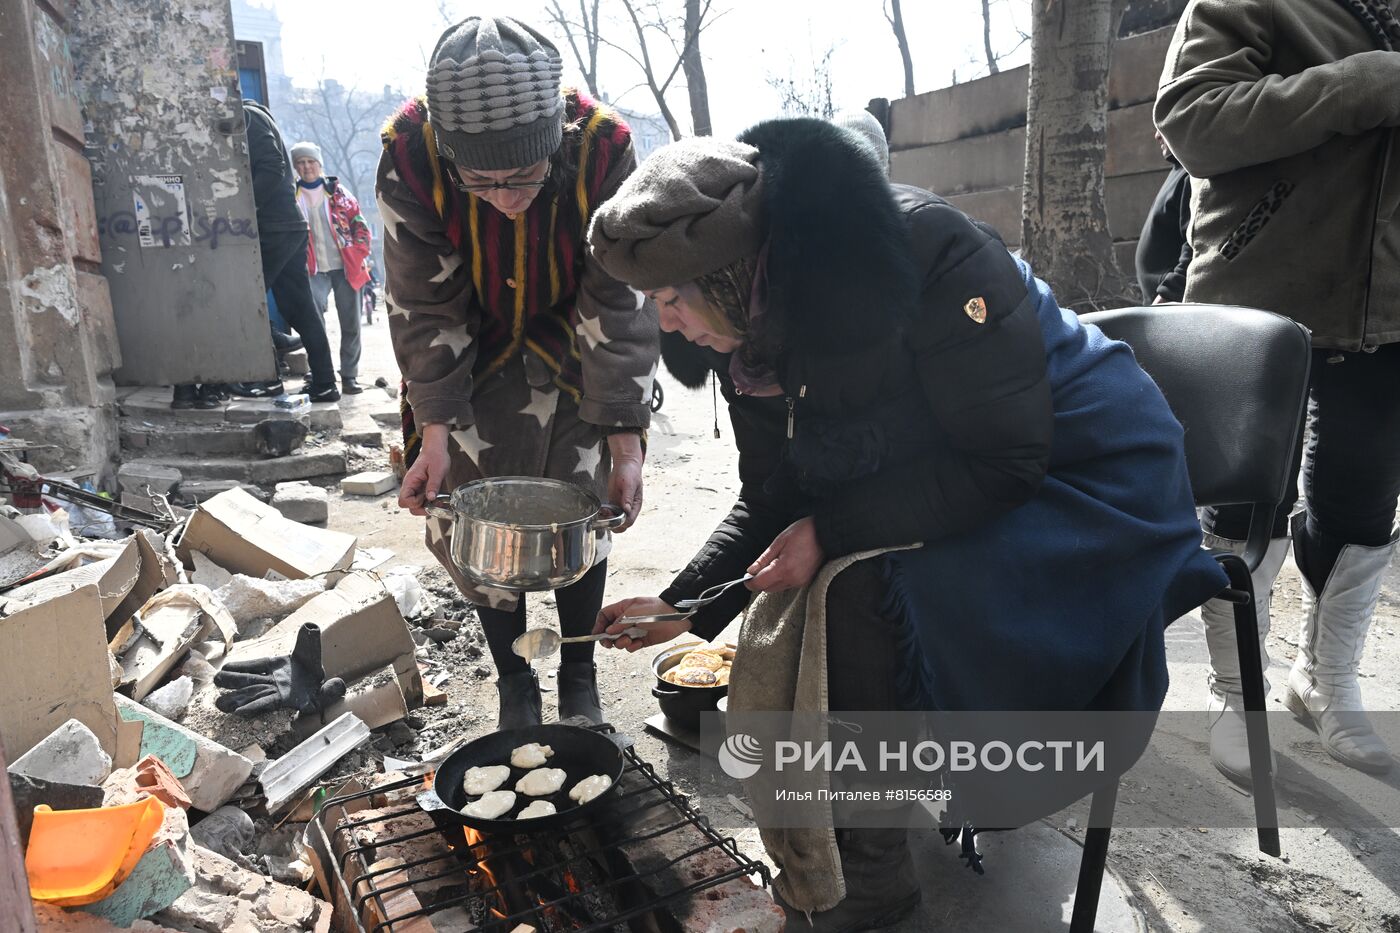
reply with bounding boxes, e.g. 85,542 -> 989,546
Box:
890,261 -> 1228,715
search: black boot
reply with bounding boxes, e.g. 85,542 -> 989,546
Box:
341,377 -> 364,395
774,824 -> 922,932
172,384 -> 218,410
271,329 -> 303,352
496,670 -> 543,731
557,662 -> 605,724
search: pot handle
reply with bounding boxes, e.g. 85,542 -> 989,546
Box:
592,503 -> 627,531
651,685 -> 684,700
426,494 -> 456,521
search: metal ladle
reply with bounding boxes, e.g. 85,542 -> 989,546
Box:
511,624 -> 654,662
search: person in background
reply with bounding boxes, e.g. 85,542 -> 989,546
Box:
241,100 -> 339,403
381,16 -> 658,729
1135,130 -> 1191,304
292,141 -> 371,395
1157,0 -> 1400,781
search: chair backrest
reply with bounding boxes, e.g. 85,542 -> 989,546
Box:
1080,304 -> 1310,512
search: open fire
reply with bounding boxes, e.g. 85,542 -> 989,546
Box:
313,726 -> 780,933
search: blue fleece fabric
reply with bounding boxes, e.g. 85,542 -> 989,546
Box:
890,261 -> 1229,714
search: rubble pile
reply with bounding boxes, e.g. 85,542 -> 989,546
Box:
0,462 -> 485,932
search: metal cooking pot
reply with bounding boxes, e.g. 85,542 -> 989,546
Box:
651,641 -> 733,732
427,477 -> 624,592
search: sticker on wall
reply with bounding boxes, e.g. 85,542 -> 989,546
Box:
132,174 -> 191,248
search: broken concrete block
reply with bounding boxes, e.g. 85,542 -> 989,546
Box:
153,845 -> 332,933
189,805 -> 256,862
9,772 -> 105,847
103,755 -> 192,812
117,462 -> 182,497
254,419 -> 309,458
270,482 -> 330,525
283,347 -> 309,376
81,805 -> 195,927
142,677 -> 193,722
114,696 -> 254,813
340,470 -> 397,496
9,719 -> 113,787
213,574 -> 324,632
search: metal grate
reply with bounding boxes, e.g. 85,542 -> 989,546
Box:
309,724 -> 771,932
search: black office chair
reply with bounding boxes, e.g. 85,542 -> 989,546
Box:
1065,304 -> 1310,931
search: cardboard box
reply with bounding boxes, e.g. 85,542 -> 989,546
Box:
5,538 -> 140,624
176,487 -> 356,583
0,584 -> 118,759
112,585 -> 236,701
5,530 -> 179,638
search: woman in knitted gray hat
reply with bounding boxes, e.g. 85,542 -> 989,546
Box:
588,121 -> 1227,930
378,15 -> 658,730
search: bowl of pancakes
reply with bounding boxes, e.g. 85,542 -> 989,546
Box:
651,640 -> 736,730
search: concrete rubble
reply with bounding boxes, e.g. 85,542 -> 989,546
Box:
3,477 -> 436,931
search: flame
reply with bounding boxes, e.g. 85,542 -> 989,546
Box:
462,827 -> 507,920
421,770 -> 435,792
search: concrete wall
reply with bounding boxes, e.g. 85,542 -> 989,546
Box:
0,0 -> 120,478
888,26 -> 1176,293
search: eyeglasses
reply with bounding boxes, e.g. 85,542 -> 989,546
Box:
451,162 -> 551,193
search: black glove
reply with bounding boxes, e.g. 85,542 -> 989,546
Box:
214,623 -> 347,716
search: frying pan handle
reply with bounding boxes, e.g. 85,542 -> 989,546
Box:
426,494 -> 455,521
592,503 -> 627,531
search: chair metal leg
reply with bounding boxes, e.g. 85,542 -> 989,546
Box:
1070,783 -> 1118,933
1216,553 -> 1282,857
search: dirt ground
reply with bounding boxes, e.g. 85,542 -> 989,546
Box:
318,305 -> 1400,932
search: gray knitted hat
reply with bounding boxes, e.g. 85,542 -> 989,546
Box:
588,137 -> 766,290
427,16 -> 564,170
831,110 -> 889,173
289,141 -> 323,165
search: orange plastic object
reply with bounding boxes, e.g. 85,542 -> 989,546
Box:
25,796 -> 166,904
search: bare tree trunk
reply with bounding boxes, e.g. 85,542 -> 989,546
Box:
886,0 -> 916,98
1020,0 -> 1125,311
982,0 -> 999,74
683,0 -> 712,135
548,0 -> 602,98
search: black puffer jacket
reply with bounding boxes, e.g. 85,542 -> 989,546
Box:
659,119 -> 1052,638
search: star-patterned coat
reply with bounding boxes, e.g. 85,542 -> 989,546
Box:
377,90 -> 659,609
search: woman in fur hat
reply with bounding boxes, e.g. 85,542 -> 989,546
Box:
379,16 -> 658,729
587,120 -> 1227,931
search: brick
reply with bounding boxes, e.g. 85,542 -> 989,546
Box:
100,755 -> 192,811
113,696 -> 253,812
270,482 -> 329,525
9,719 -> 112,786
340,471 -> 396,497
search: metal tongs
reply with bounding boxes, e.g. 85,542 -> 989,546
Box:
619,573 -> 754,624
